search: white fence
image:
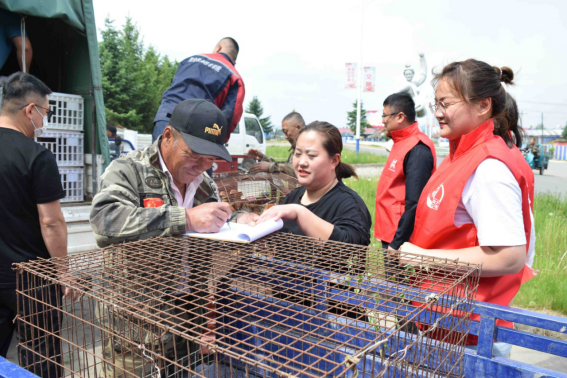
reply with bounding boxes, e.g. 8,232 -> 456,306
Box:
554,144 -> 567,161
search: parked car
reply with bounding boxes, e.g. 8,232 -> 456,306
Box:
224,113 -> 266,156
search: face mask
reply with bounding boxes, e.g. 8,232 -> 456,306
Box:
31,106 -> 48,138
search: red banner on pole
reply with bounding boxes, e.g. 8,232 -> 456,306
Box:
345,63 -> 357,89
363,67 -> 375,92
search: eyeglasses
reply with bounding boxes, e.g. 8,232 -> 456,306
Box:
19,104 -> 55,122
429,100 -> 465,115
381,112 -> 401,120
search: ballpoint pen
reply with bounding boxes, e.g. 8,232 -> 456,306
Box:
213,186 -> 231,229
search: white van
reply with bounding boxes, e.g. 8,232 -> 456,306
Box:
115,113 -> 265,157
224,113 -> 266,156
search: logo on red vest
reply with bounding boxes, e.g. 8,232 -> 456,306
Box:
426,184 -> 444,210
389,159 -> 398,172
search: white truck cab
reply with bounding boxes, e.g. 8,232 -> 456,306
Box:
115,113 -> 265,158
224,113 -> 266,156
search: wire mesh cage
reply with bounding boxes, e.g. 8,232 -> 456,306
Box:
15,233 -> 480,378
212,172 -> 301,214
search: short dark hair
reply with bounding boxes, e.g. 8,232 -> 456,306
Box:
383,92 -> 416,123
220,37 -> 239,61
107,124 -> 117,136
1,72 -> 52,114
282,112 -> 305,127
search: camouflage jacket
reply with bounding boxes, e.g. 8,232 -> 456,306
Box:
261,147 -> 295,177
90,138 -> 219,247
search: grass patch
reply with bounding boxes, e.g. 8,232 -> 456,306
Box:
345,176 -> 567,315
514,193 -> 567,314
266,146 -> 388,165
343,176 -> 381,250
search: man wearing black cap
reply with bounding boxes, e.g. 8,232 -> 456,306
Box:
91,99 -> 256,246
90,99 -> 257,376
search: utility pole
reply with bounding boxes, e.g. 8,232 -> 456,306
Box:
355,8 -> 364,156
541,112 -> 544,145
355,0 -> 375,156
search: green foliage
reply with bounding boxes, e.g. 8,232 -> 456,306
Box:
246,96 -> 274,135
99,17 -> 178,133
562,123 -> 567,139
514,193 -> 567,314
534,123 -> 545,130
347,100 -> 370,134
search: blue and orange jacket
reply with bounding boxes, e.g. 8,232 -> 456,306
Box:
154,52 -> 245,142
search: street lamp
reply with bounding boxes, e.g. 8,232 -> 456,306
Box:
355,0 -> 375,156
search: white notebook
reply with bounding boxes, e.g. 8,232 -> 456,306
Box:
184,218 -> 284,243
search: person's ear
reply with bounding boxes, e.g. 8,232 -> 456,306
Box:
212,44 -> 221,54
331,153 -> 340,169
162,127 -> 174,146
396,112 -> 406,124
477,98 -> 492,117
23,103 -> 35,120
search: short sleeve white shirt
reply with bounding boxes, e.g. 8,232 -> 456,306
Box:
454,159 -> 530,249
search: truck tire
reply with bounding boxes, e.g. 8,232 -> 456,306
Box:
540,165 -> 544,175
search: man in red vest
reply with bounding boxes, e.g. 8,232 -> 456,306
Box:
374,93 -> 436,269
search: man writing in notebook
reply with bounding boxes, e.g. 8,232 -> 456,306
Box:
90,99 -> 257,247
90,99 -> 257,376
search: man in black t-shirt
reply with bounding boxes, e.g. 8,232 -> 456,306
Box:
0,72 -> 79,377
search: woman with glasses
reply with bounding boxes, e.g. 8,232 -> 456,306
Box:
399,60 -> 534,358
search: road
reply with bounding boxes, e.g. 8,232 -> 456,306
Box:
534,160 -> 567,197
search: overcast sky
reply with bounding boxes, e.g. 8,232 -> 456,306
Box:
93,0 -> 567,131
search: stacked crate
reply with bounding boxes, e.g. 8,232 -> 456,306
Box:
36,93 -> 85,202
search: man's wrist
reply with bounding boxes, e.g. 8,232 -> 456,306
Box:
185,208 -> 194,232
169,206 -> 187,234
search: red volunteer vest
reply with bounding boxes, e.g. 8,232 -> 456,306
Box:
374,123 -> 436,243
410,119 -> 532,344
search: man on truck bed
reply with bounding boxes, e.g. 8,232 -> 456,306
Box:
0,9 -> 33,74
152,37 -> 245,144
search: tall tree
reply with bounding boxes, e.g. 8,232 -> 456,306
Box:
347,100 -> 370,133
562,122 -> 567,139
246,96 -> 274,135
99,17 -> 178,133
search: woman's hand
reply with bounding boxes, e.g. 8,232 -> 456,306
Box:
237,213 -> 260,226
399,242 -> 426,255
255,204 -> 302,225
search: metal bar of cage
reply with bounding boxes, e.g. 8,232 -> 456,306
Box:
212,172 -> 301,213
14,233 -> 481,378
